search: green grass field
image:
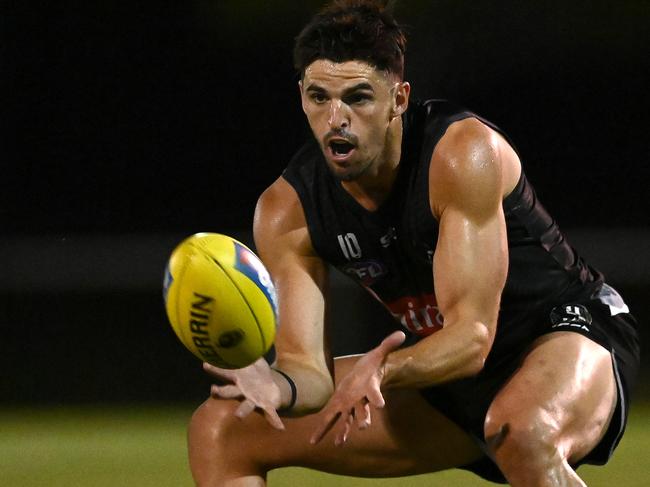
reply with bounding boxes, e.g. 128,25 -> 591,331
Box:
2,402 -> 649,486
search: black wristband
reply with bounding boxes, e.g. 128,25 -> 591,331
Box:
272,368 -> 297,412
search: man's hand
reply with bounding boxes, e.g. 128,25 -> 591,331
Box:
310,331 -> 406,445
203,358 -> 285,430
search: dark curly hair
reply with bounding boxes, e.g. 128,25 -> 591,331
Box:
293,0 -> 406,79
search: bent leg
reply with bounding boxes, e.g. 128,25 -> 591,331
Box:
189,356 -> 483,486
484,331 -> 617,487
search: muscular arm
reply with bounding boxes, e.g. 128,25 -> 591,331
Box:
254,177 -> 334,413
382,118 -> 517,389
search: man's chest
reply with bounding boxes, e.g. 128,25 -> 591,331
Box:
318,214 -> 445,337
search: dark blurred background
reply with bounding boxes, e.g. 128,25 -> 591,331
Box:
2,1 -> 648,405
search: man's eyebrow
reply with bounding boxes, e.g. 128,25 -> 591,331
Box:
305,82 -> 375,94
342,83 -> 375,95
305,84 -> 327,93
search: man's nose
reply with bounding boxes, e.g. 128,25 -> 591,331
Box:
328,100 -> 349,130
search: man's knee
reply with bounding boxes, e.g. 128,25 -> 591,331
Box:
484,405 -> 564,471
188,398 -> 263,484
189,398 -> 239,450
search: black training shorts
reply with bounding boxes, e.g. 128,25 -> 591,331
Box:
420,283 -> 640,484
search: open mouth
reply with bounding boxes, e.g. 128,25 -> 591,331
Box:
328,140 -> 356,157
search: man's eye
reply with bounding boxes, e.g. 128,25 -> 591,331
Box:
347,94 -> 371,105
311,93 -> 327,103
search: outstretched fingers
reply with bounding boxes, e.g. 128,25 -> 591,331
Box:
355,401 -> 372,429
203,360 -> 286,430
335,413 -> 354,445
310,410 -> 342,445
203,362 -> 236,382
212,389 -> 286,430
311,400 -> 374,445
261,406 -> 286,431
235,399 -> 257,418
366,386 -> 386,409
210,384 -> 243,399
310,331 -> 406,446
224,391 -> 286,431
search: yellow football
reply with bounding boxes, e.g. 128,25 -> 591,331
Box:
163,233 -> 277,369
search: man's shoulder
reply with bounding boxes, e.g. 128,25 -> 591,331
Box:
256,176 -> 307,237
439,117 -> 495,151
428,117 -> 521,218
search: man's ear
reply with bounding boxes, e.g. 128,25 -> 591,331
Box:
391,81 -> 411,119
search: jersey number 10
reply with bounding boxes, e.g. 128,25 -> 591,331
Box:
338,233 -> 362,260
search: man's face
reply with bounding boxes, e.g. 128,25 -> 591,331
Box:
299,60 -> 408,181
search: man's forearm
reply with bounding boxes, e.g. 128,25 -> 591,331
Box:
381,320 -> 492,390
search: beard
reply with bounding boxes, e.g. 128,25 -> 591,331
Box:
325,156 -> 373,181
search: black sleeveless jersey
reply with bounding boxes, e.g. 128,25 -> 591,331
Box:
282,99 -> 603,341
